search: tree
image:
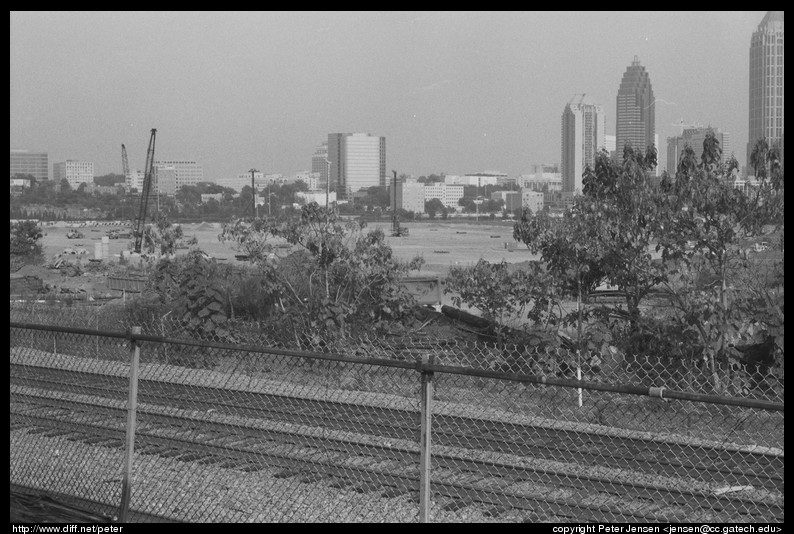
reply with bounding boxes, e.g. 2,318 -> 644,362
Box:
220,203 -> 424,337
10,220 -> 43,257
655,132 -> 784,392
425,198 -> 446,219
446,259 -> 559,336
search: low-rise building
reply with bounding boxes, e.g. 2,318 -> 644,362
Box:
296,190 -> 337,207
424,183 -> 464,208
53,160 -> 94,189
200,193 -> 225,203
491,190 -> 522,212
391,179 -> 425,213
521,190 -> 544,214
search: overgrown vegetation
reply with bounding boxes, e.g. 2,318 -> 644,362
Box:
10,220 -> 44,270
450,133 -> 783,394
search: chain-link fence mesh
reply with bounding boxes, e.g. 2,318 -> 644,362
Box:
10,321 -> 131,521
9,302 -> 784,523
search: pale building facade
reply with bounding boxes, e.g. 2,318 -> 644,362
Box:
521,190 -> 544,214
392,179 -> 426,213
53,160 -> 94,188
616,57 -> 655,157
424,183 -> 464,208
10,150 -> 49,181
328,132 -> 386,199
296,190 -> 337,207
154,160 -> 204,193
747,11 -> 784,173
666,127 -> 732,174
561,94 -> 605,194
311,142 -> 330,189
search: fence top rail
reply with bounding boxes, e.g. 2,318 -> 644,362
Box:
10,320 -> 784,412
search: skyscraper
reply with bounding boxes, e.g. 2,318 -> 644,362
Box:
616,56 -> 655,159
10,150 -> 49,181
311,142 -> 329,191
327,133 -> 386,199
747,11 -> 784,174
561,94 -> 605,193
666,127 -> 732,174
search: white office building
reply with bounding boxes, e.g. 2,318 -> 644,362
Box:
154,160 -> 204,193
424,183 -> 464,208
53,160 -> 94,188
561,94 -> 605,194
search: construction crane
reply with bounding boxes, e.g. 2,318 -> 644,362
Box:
133,129 -> 157,254
391,170 -> 409,237
121,144 -> 130,179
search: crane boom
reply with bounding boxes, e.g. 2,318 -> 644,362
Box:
133,129 -> 157,254
121,144 -> 130,178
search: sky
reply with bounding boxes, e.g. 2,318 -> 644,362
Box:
10,11 -> 770,181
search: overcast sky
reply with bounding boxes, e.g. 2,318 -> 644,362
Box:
10,11 -> 769,181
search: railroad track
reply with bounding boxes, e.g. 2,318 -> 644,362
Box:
10,361 -> 784,522
11,363 -> 784,489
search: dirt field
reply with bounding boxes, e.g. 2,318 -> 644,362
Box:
15,220 -> 535,307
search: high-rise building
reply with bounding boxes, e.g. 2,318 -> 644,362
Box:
53,160 -> 94,188
616,57 -> 655,158
154,160 -> 204,193
747,11 -> 784,174
327,133 -> 386,199
311,142 -> 329,189
561,94 -> 605,193
666,127 -> 732,174
10,150 -> 49,181
604,135 -> 616,155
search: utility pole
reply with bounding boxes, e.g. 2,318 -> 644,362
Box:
392,170 -> 398,235
249,169 -> 258,218
324,159 -> 332,210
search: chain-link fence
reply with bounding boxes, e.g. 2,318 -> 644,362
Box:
10,302 -> 784,523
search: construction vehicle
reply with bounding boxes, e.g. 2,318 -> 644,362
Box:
132,129 -> 157,254
391,170 -> 409,237
66,229 -> 84,239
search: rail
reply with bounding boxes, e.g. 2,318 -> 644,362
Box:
10,318 -> 785,523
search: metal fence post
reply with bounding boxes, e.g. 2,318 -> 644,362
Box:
119,326 -> 141,522
419,354 -> 434,523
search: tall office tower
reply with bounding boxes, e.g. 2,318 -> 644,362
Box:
604,134 -> 616,155
311,142 -> 329,190
747,11 -> 784,174
616,56 -> 655,160
154,160 -> 204,193
10,150 -> 49,181
53,160 -> 94,188
327,133 -> 386,199
561,94 -> 605,193
667,127 -> 732,174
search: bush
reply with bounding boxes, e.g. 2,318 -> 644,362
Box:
10,220 -> 43,257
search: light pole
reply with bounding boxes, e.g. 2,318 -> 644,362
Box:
249,168 -> 258,218
324,159 -> 332,210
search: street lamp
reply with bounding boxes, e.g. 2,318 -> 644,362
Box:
249,168 -> 258,218
324,159 -> 332,209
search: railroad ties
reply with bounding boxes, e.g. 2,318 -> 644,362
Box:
10,362 -> 785,523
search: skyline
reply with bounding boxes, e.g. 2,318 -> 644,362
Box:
11,11 -> 770,181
